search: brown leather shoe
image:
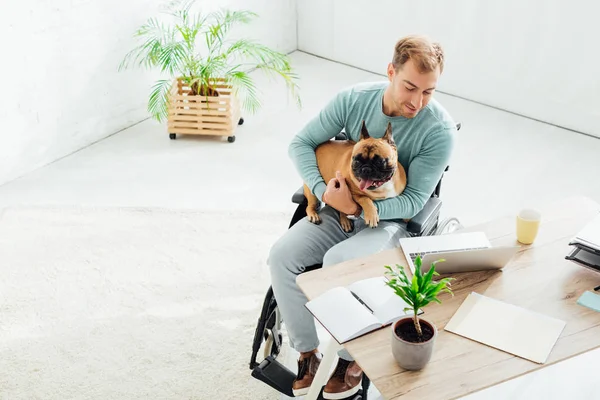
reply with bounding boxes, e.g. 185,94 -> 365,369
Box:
292,352 -> 322,397
323,358 -> 363,399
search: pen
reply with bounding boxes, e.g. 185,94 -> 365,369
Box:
350,290 -> 374,314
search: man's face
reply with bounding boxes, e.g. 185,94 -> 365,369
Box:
386,59 -> 440,118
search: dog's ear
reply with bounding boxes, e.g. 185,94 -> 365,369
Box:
383,122 -> 395,147
360,120 -> 370,140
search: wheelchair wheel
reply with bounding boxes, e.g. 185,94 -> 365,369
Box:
264,330 -> 283,359
263,306 -> 283,358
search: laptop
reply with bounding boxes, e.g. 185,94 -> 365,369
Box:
399,231 -> 519,274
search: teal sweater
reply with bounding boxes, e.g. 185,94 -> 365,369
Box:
288,81 -> 456,220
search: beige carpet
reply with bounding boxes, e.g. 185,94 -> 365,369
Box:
0,206 -> 293,399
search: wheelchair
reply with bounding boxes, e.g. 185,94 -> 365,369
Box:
249,123 -> 461,399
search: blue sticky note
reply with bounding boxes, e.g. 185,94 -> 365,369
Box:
577,291 -> 600,312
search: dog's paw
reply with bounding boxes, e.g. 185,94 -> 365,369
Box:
307,212 -> 322,225
363,210 -> 379,228
339,215 -> 353,233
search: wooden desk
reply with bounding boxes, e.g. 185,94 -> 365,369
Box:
297,196 -> 600,400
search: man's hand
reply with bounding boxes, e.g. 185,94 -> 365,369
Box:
323,171 -> 360,215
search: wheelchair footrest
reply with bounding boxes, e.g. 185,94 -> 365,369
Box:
251,355 -> 296,397
251,355 -> 368,399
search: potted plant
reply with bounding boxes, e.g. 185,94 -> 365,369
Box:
384,255 -> 454,370
118,0 -> 301,143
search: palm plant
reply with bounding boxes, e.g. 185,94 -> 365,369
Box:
118,0 -> 301,122
384,255 -> 454,338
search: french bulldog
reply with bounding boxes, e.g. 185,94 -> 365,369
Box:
303,121 -> 407,231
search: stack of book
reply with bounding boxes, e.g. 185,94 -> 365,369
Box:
566,212 -> 600,274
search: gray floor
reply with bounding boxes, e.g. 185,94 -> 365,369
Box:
1,51 -> 600,399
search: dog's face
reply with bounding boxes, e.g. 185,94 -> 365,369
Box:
351,121 -> 398,191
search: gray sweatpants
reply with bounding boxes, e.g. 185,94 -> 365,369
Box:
267,205 -> 411,361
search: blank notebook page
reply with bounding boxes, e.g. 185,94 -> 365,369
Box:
305,287 -> 380,343
444,292 -> 566,364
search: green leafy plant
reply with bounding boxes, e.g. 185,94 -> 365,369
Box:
384,255 -> 454,338
118,0 -> 301,122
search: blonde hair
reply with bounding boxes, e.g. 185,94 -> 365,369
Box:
392,35 -> 445,74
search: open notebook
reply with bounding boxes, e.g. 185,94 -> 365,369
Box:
305,276 -> 421,344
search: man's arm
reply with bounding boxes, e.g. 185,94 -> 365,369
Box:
374,127 -> 455,220
288,88 -> 353,202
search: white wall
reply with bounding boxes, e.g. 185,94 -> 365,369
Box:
0,0 -> 297,186
298,0 -> 600,138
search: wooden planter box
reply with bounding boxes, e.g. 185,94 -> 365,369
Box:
167,78 -> 243,142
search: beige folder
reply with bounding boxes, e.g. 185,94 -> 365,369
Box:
445,292 -> 566,364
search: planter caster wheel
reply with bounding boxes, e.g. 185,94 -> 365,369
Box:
169,133 -> 176,140
238,117 -> 244,125
227,136 -> 236,143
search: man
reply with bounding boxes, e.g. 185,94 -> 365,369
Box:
268,35 -> 456,399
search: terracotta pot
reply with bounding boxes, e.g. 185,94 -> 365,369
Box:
391,316 -> 437,370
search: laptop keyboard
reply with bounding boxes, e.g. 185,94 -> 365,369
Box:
409,246 -> 489,263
